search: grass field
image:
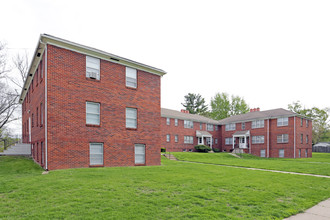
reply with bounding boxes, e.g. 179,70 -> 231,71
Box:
0,156 -> 329,219
172,152 -> 330,176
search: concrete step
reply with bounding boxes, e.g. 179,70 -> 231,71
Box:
162,153 -> 178,161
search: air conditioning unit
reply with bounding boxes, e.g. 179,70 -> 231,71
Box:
88,71 -> 97,79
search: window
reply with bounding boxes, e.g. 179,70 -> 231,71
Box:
306,135 -> 309,144
279,149 -> 284,158
301,118 -> 303,127
225,123 -> 236,131
215,138 -> 218,144
241,123 -> 245,130
300,134 -> 303,144
166,134 -> 170,142
200,123 -> 203,130
184,120 -> 193,129
86,102 -> 100,125
126,108 -> 137,128
86,56 -> 100,80
215,125 -> 218,131
207,124 -> 214,131
277,117 -> 288,126
40,103 -> 43,126
277,134 -> 288,143
32,113 -> 34,127
90,143 -> 103,165
41,142 -> 44,165
225,138 -> 234,145
36,67 -> 39,86
305,149 -> 308,157
184,136 -> 194,144
299,149 -> 301,158
252,136 -> 264,144
175,119 -> 178,126
135,144 -> 145,164
260,149 -> 266,157
306,119 -> 309,127
252,120 -> 264,128
126,67 -> 137,88
206,137 -> 211,145
166,118 -> 170,125
175,135 -> 178,143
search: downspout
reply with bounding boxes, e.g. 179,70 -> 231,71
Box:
293,116 -> 296,159
40,40 -> 48,171
267,119 -> 269,158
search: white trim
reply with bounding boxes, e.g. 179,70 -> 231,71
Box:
294,116 -> 296,159
45,44 -> 48,170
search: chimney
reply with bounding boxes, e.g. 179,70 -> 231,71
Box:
257,107 -> 260,111
181,109 -> 189,114
250,108 -> 253,112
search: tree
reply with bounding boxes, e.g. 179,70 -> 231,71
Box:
181,93 -> 208,114
0,41 -> 20,135
210,92 -> 249,120
288,101 -> 330,144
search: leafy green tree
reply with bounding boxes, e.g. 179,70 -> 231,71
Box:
288,101 -> 330,144
210,92 -> 249,120
181,93 -> 208,114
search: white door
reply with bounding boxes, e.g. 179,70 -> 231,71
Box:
239,137 -> 246,148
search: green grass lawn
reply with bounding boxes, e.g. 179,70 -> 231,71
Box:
172,152 -> 330,176
0,156 -> 329,219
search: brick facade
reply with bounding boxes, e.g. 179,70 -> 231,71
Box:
21,35 -> 165,170
21,35 -> 313,171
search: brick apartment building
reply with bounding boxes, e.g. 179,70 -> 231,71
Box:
20,34 -> 166,170
21,35 -> 312,170
161,108 -> 312,158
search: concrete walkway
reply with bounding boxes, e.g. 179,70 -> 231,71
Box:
284,198 -> 330,220
0,143 -> 31,156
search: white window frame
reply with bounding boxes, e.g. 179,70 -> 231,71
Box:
241,123 -> 245,130
175,119 -> 178,126
126,67 -> 137,88
184,136 -> 194,144
252,136 -> 264,144
90,143 -> 103,165
200,123 -> 203,130
260,149 -> 266,157
135,144 -> 145,164
225,123 -> 236,131
306,135 -> 308,143
277,134 -> 289,143
86,56 -> 100,80
86,102 -> 100,125
277,117 -> 289,126
305,149 -> 308,157
166,118 -> 170,125
279,149 -> 284,158
225,138 -> 233,145
215,138 -> 218,144
252,120 -> 264,129
166,134 -> 170,142
184,120 -> 193,129
207,124 -> 214,131
301,134 -> 303,144
126,108 -> 137,129
175,135 -> 178,143
306,119 -> 309,127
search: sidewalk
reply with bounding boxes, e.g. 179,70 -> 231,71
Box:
284,198 -> 330,220
0,143 -> 31,156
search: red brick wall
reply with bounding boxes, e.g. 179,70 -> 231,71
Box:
221,116 -> 312,158
22,53 -> 46,168
24,45 -> 161,170
160,117 -> 221,152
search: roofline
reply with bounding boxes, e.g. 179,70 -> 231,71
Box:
19,34 -> 167,103
161,109 -> 220,125
219,112 -> 312,125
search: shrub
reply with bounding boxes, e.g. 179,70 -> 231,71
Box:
213,148 -> 220,153
161,147 -> 166,153
194,145 -> 211,153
